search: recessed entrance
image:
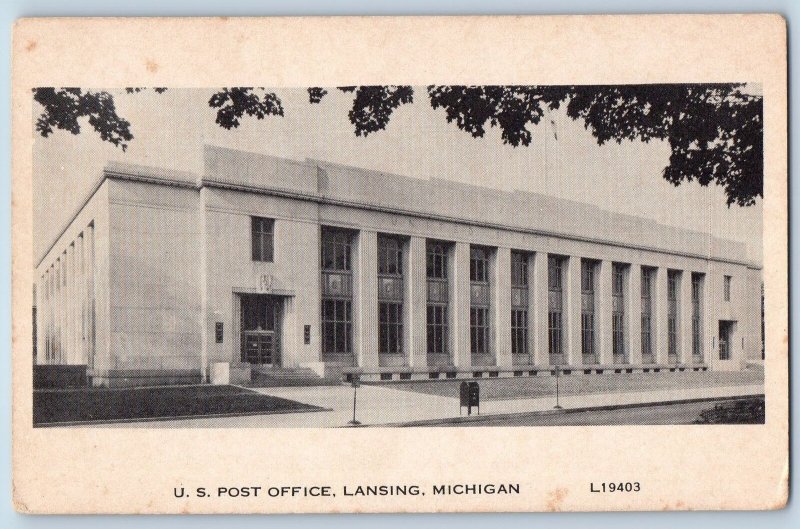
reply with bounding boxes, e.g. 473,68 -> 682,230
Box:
240,294 -> 282,366
718,320 -> 735,360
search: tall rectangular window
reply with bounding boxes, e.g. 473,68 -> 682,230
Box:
612,263 -> 627,363
511,251 -> 529,359
692,273 -> 704,362
667,270 -> 680,363
470,246 -> 491,356
378,235 -> 404,355
251,217 -> 274,262
641,267 -> 654,364
548,255 -> 565,364
426,241 -> 449,358
321,228 -> 353,356
724,275 -> 732,302
581,260 -> 597,364
378,302 -> 403,355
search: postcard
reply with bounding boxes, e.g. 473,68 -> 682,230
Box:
11,15 -> 788,513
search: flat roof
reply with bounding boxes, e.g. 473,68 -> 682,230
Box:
36,144 -> 760,269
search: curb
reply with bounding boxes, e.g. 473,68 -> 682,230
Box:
367,393 -> 765,427
35,405 -> 331,428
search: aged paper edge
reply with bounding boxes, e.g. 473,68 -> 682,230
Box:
10,15 -> 789,513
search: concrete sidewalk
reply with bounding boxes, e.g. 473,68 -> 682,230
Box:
92,382 -> 764,428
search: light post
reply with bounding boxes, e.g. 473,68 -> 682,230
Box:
349,375 -> 361,426
554,364 -> 563,410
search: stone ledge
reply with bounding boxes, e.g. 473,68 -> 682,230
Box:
343,363 -> 709,383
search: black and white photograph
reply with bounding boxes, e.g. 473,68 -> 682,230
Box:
31,84 -> 765,428
11,14 -> 789,516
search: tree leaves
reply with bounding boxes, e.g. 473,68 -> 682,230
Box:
428,85 -> 571,147
32,84 -> 763,206
561,84 -> 762,206
125,87 -> 168,94
307,87 -> 328,103
309,85 -> 414,136
427,84 -> 762,205
33,88 -> 134,151
207,87 -> 284,129
346,86 -> 413,136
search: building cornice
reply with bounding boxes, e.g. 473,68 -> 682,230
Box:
200,177 -> 761,269
36,164 -> 763,272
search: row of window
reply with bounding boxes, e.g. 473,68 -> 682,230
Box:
251,219 -> 725,363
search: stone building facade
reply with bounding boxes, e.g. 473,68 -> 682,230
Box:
34,146 -> 763,386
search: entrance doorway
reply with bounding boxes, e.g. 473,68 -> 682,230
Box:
718,320 -> 735,360
240,294 -> 281,366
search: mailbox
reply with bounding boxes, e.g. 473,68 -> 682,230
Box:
215,322 -> 224,343
459,381 -> 469,407
468,381 -> 480,408
460,381 -> 480,415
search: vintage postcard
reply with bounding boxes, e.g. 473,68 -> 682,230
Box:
11,15 -> 788,513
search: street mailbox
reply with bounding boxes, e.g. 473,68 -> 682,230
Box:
459,381 -> 469,408
468,381 -> 480,414
460,381 -> 480,415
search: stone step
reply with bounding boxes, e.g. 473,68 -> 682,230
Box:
744,361 -> 765,372
248,368 -> 342,388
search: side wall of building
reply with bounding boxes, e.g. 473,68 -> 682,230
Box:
35,180 -> 111,376
101,179 -> 203,385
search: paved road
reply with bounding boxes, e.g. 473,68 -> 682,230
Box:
433,398 -> 763,427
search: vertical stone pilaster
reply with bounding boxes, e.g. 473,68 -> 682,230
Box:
627,263 -> 643,365
407,236 -> 427,369
70,243 -> 79,364
58,256 -> 65,364
87,224 -> 97,370
530,253 -> 546,366
282,296 -> 297,368
680,270 -> 693,363
654,267 -> 670,364
703,267 -> 716,366
64,248 -> 72,364
493,247 -> 512,368
356,230 -> 379,369
35,276 -> 45,364
565,256 -> 582,366
451,242 -> 471,369
76,234 -> 85,365
597,260 -> 613,365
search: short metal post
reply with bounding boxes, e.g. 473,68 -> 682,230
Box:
349,378 -> 361,426
554,364 -> 563,410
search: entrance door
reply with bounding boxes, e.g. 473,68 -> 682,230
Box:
242,331 -> 276,365
240,295 -> 280,366
718,321 -> 734,360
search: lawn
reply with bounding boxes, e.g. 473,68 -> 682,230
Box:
382,370 -> 764,401
33,384 -> 324,426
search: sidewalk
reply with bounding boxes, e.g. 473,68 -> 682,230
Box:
93,382 -> 764,428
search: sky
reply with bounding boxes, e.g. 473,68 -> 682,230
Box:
32,87 -> 763,264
